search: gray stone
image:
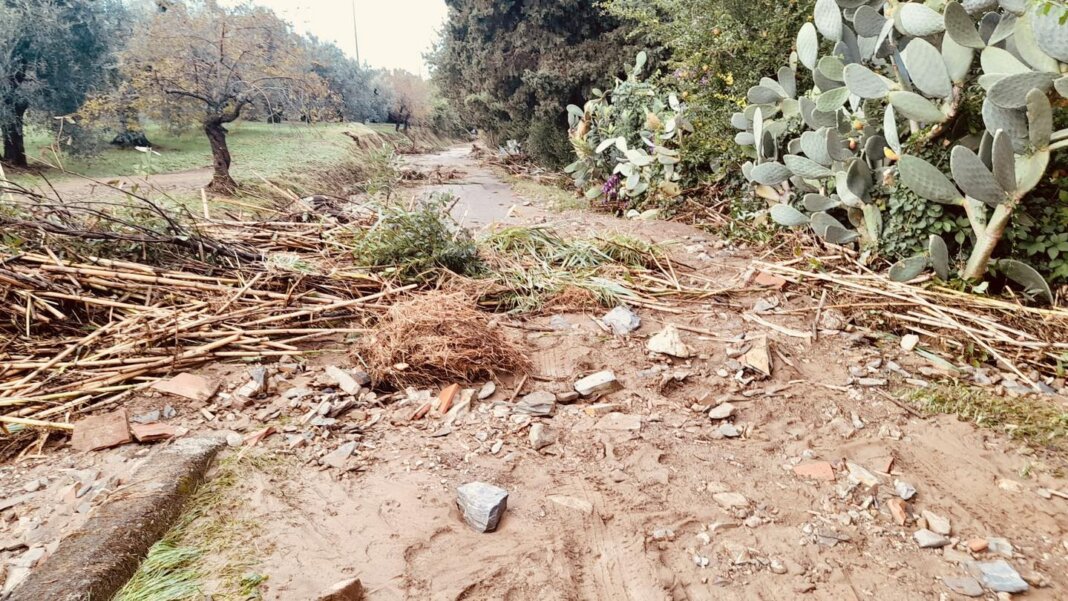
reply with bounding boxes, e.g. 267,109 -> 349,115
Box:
235,365 -> 269,398
921,510 -> 951,535
316,577 -> 364,601
602,306 -> 640,335
977,560 -> 1028,593
894,479 -> 916,500
555,391 -> 580,404
846,462 -> 880,487
574,371 -> 622,397
515,391 -> 555,416
162,405 -> 176,419
913,528 -> 950,548
477,381 -> 497,400
712,492 -> 749,509
457,482 -> 509,533
646,325 -> 692,358
529,423 -> 556,451
941,577 -> 983,597
321,441 -> 357,469
987,537 -> 1014,557
718,423 -> 740,438
131,410 -> 161,424
324,366 -> 362,395
708,402 -> 736,421
225,433 -> 243,447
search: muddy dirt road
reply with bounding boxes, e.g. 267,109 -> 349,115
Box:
2,145 -> 1066,600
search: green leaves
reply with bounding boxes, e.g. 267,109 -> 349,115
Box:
814,0 -> 842,41
769,204 -> 810,227
929,235 -> 950,280
998,259 -> 1053,302
816,86 -> 851,112
987,72 -> 1056,109
903,39 -> 952,98
843,63 -> 889,99
950,146 -> 1008,207
899,155 -> 961,204
784,154 -> 833,179
944,2 -> 986,49
750,161 -> 792,185
797,23 -> 819,70
889,255 -> 929,282
1031,2 -> 1068,62
889,91 -> 946,123
898,3 -> 946,37
1026,87 -> 1053,149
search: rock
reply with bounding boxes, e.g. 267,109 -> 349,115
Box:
478,381 -> 497,400
574,371 -> 622,397
647,325 -> 692,358
22,479 -> 42,493
456,482 -> 509,533
490,440 -> 503,455
845,462 -> 880,487
743,336 -> 771,377
942,576 -> 983,597
894,479 -> 917,500
131,410 -> 161,425
769,559 -> 787,575
71,408 -> 132,452
913,528 -> 950,548
515,391 -> 555,416
987,537 -> 1014,557
321,441 -> 357,469
324,366 -> 362,396
718,423 -> 740,438
712,492 -> 749,509
967,538 -> 989,553
708,403 -> 736,421
793,462 -> 835,482
130,422 -> 177,443
225,433 -> 243,447
602,306 -> 640,335
887,498 -> 909,525
978,560 -> 1029,593
901,334 -> 920,352
921,510 -> 951,535
529,423 -> 556,451
753,271 -> 787,289
650,528 -> 675,541
556,391 -> 580,404
693,554 -> 710,568
150,373 -> 218,402
316,577 -> 365,601
595,412 -> 641,431
547,495 -> 593,515
856,377 -> 888,387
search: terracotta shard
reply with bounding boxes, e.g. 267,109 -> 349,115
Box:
71,409 -> 132,452
130,422 -> 177,443
150,373 -> 218,402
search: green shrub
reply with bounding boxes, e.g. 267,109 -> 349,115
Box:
566,52 -> 691,210
351,194 -> 481,282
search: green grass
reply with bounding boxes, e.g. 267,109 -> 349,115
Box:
114,452 -> 292,601
504,175 -> 587,212
20,121 -> 379,182
907,383 -> 1068,453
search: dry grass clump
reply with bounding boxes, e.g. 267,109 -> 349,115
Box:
355,292 -> 531,388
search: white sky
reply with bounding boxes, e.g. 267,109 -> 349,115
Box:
226,0 -> 449,76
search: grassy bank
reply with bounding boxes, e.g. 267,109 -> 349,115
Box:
18,121 -> 398,182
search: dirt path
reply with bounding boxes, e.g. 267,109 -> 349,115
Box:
2,145 -> 1066,600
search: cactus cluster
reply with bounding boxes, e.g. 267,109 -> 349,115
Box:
735,0 -> 1068,301
567,52 -> 693,207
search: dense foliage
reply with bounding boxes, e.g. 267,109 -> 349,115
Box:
733,0 -> 1068,298
429,0 -> 647,167
566,52 -> 691,210
603,0 -> 815,174
0,0 -> 125,166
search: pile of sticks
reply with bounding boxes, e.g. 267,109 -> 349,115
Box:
759,257 -> 1068,388
0,229 -> 414,432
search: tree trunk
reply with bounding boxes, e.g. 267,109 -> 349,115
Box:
204,120 -> 237,194
1,102 -> 28,168
962,203 -> 1014,281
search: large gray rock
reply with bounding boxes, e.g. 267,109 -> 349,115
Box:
977,560 -> 1029,593
574,371 -> 622,397
457,482 -> 509,533
515,391 -> 555,416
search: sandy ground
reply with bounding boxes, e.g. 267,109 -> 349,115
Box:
2,146 -> 1067,600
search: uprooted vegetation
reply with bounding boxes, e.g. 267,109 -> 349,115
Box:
0,158 -> 708,437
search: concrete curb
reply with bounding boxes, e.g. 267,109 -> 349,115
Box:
7,437 -> 225,601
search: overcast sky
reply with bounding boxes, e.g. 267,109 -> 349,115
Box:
225,0 -> 449,76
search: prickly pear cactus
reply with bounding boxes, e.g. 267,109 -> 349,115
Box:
734,0 -> 1068,300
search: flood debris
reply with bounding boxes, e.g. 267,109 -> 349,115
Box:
574,370 -> 621,397
150,373 -> 218,402
646,324 -> 692,358
602,305 -> 640,336
456,482 -> 509,533
70,409 -> 132,452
